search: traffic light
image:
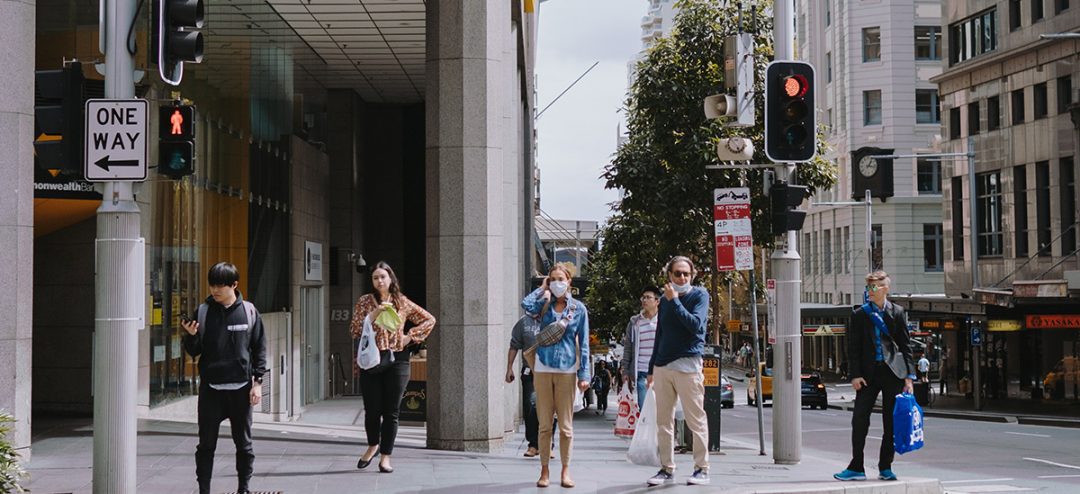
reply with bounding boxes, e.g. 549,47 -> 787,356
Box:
153,0 -> 205,85
765,61 -> 816,163
770,181 -> 809,235
34,63 -> 86,176
158,103 -> 196,178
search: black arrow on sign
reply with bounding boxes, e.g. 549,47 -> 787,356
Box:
94,155 -> 141,171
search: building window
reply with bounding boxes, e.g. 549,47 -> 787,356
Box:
915,26 -> 942,60
1014,165 -> 1029,257
804,233 -> 811,276
988,95 -> 1001,130
977,171 -> 1004,257
826,0 -> 832,26
1061,157 -> 1076,255
872,225 -> 884,271
1058,76 -> 1073,114
812,231 -> 819,274
918,158 -> 942,194
950,8 -> 998,65
843,226 -> 851,274
952,177 -> 965,260
1057,0 -> 1071,15
1012,88 -> 1025,124
864,90 -> 882,125
924,224 -> 944,272
1010,0 -> 1022,31
827,108 -> 834,133
1034,82 -> 1048,119
863,27 -> 881,62
1033,0 -> 1045,21
1036,161 -> 1051,256
824,230 -> 833,274
826,52 -> 832,82
969,101 -> 981,135
916,90 -> 940,123
835,228 -> 843,275
949,107 -> 962,139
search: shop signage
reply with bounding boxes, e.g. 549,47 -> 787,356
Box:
987,320 -> 1023,332
726,319 -> 742,332
1025,314 -> 1080,329
919,319 -> 958,331
801,324 -> 846,336
304,241 -> 323,282
1013,280 -> 1068,298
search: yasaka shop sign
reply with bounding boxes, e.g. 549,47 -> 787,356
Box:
1025,315 -> 1080,329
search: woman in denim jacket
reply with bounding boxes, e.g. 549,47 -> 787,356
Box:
521,262 -> 591,488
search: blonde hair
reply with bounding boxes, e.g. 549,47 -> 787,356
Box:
865,270 -> 890,287
549,262 -> 576,279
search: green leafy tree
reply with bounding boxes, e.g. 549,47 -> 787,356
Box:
0,412 -> 27,493
586,0 -> 836,339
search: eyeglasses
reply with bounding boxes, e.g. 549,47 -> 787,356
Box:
671,270 -> 692,278
866,284 -> 887,292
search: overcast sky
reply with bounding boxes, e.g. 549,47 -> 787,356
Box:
535,0 -> 648,224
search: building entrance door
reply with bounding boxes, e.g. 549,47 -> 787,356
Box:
301,287 -> 324,405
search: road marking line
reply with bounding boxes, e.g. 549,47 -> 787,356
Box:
1022,457 -> 1080,470
1038,474 -> 1080,478
1004,431 -> 1050,438
941,478 -> 1014,484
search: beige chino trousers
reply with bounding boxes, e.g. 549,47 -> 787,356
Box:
534,372 -> 577,467
653,365 -> 709,472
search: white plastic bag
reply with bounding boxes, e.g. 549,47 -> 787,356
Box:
573,386 -> 585,413
614,386 -> 638,438
356,315 -> 382,370
627,388 -> 660,466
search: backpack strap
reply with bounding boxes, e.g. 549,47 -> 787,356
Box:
242,300 -> 257,329
197,303 -> 209,332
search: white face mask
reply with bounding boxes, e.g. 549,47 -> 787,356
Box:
672,281 -> 693,294
549,281 -> 569,298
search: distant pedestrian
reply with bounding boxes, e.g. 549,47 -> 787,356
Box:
620,286 -> 661,409
917,352 -> 930,383
350,261 -> 437,474
645,256 -> 711,487
181,262 -> 266,494
522,263 -> 591,488
834,271 -> 915,483
506,312 -> 542,458
593,361 -> 612,415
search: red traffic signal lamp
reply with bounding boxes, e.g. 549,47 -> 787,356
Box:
159,105 -> 195,140
765,61 -> 816,163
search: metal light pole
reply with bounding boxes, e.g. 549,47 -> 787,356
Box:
770,0 -> 802,465
94,0 -> 144,492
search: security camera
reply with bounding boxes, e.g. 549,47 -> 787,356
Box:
704,94 -> 737,119
348,252 -> 367,274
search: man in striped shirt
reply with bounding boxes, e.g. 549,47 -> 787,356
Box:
620,286 -> 661,409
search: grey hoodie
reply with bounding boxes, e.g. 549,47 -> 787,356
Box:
619,312 -> 657,379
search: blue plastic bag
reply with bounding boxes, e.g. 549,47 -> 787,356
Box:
893,392 -> 924,455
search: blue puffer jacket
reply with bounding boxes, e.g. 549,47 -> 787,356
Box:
521,288 -> 591,382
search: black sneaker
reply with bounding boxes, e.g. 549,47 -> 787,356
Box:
647,469 -> 675,486
687,468 -> 710,485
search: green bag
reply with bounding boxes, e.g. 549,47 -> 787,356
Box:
375,304 -> 402,333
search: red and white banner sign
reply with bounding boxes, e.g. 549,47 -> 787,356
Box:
714,188 -> 753,272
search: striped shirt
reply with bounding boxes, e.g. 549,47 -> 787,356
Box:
636,313 -> 658,373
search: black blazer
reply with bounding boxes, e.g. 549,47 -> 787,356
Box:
848,301 -> 915,382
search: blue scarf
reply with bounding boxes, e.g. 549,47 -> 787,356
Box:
862,302 -> 888,362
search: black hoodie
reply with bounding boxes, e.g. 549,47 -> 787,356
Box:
183,291 -> 267,386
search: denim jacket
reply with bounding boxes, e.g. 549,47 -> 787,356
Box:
521,288 -> 591,382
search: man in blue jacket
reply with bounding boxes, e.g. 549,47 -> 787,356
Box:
645,256 -> 711,486
182,262 -> 267,494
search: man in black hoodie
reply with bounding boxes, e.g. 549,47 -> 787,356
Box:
182,262 -> 267,494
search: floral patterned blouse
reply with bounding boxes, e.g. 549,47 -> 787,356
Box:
349,293 -> 436,352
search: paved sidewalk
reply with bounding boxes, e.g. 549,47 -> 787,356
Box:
22,397 -> 941,494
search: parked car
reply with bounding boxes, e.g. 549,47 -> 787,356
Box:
746,363 -> 772,406
720,376 -> 734,408
801,373 -> 828,410
1043,356 -> 1080,400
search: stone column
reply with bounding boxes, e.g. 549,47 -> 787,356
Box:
0,0 -> 36,458
425,0 -> 510,452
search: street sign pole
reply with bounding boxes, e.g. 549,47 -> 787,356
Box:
94,0 -> 144,492
771,0 -> 802,465
749,270 -> 766,456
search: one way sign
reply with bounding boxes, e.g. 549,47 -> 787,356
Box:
84,99 -> 148,182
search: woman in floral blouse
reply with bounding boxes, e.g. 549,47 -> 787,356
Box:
349,261 -> 436,473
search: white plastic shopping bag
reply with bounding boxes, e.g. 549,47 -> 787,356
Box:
627,388 -> 660,466
614,386 -> 638,438
573,386 -> 585,413
356,315 -> 381,370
